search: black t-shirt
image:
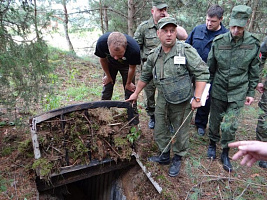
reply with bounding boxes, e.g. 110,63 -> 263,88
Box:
94,32 -> 141,66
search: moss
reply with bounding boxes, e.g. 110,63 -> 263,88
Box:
114,136 -> 128,148
18,138 -> 32,154
32,158 -> 53,179
1,146 -> 13,156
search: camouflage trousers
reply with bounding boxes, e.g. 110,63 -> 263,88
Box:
208,97 -> 244,149
256,81 -> 267,142
154,91 -> 191,156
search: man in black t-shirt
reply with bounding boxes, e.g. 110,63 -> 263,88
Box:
94,32 -> 141,123
95,32 -> 141,100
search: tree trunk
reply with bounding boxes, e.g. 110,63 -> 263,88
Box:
127,0 -> 135,36
248,0 -> 259,32
99,0 -> 104,34
103,6 -> 108,32
33,0 -> 40,40
62,0 -> 75,54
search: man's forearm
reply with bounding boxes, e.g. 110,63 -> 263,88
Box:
127,65 -> 136,85
194,81 -> 207,97
99,58 -> 111,77
135,80 -> 147,95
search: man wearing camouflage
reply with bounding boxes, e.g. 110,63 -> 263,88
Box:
133,0 -> 187,129
255,36 -> 267,168
207,5 -> 261,172
185,4 -> 228,136
127,17 -> 209,177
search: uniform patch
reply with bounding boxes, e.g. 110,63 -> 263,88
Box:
240,44 -> 254,49
218,45 -> 232,50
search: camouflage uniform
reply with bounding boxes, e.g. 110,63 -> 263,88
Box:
134,17 -> 159,117
208,31 -> 261,148
140,41 -> 209,155
256,36 -> 267,142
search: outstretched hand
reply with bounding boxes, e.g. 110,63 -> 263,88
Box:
229,141 -> 267,167
125,92 -> 138,104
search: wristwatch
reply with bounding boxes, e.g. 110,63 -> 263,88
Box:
193,96 -> 201,102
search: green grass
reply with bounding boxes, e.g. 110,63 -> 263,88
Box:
66,84 -> 91,101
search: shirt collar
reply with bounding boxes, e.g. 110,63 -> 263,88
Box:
229,30 -> 249,43
148,17 -> 157,29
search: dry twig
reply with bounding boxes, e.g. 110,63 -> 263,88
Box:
101,137 -> 121,158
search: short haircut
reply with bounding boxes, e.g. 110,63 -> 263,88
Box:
206,5 -> 224,19
107,32 -> 127,50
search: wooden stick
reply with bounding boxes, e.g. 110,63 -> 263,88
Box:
102,137 -> 121,158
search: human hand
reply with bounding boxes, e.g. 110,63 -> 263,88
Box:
229,141 -> 267,167
244,97 -> 254,105
125,82 -> 136,92
125,92 -> 138,104
191,99 -> 201,111
102,76 -> 113,86
256,83 -> 264,93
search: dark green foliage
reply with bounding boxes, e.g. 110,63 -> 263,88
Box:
87,0 -> 266,38
0,1 -> 53,116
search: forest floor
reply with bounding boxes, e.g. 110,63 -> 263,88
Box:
1,52 -> 267,200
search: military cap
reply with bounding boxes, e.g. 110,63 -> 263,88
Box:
157,17 -> 177,29
229,5 -> 252,27
152,0 -> 168,9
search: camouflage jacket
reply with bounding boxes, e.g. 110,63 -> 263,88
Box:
133,17 -> 160,61
140,41 -> 210,104
208,31 -> 260,102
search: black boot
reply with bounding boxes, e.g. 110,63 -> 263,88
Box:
207,140 -> 216,159
148,151 -> 170,165
259,161 -> 267,168
148,115 -> 155,129
168,154 -> 182,177
221,148 -> 233,172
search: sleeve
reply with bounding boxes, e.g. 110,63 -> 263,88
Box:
184,44 -> 209,82
207,43 -> 217,83
185,28 -> 195,45
126,37 -> 141,65
247,46 -> 261,97
94,35 -> 108,58
133,24 -> 144,50
139,54 -> 154,83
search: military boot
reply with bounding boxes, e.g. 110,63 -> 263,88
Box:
221,148 -> 233,172
148,151 -> 170,165
207,140 -> 216,159
259,161 -> 267,168
168,154 -> 182,177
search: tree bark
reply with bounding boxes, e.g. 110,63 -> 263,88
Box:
62,0 -> 75,53
127,0 -> 135,36
103,6 -> 108,32
248,0 -> 259,32
99,0 -> 104,34
33,0 -> 40,40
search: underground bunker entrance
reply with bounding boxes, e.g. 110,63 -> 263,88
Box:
38,159 -> 137,200
30,101 -> 141,200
